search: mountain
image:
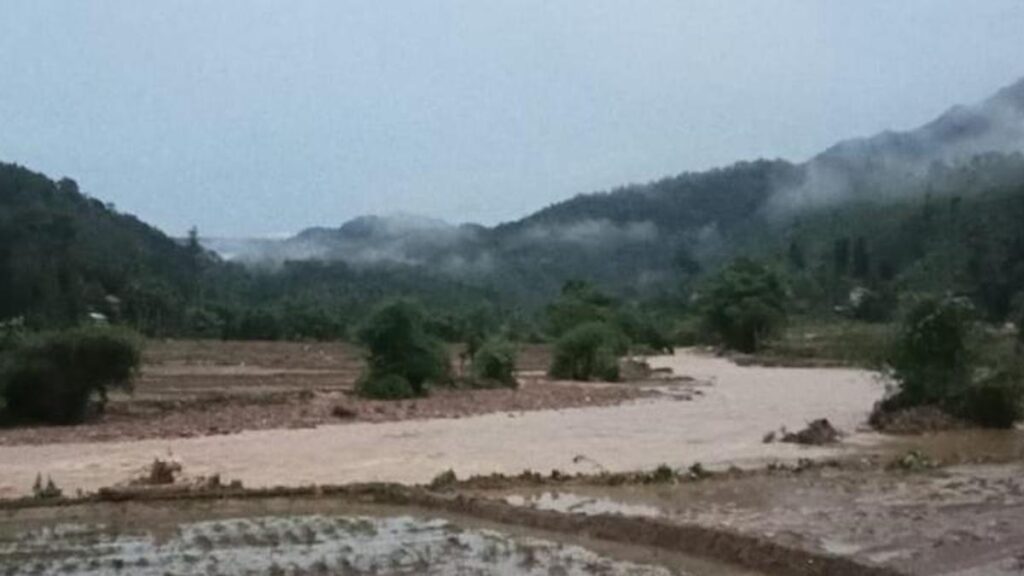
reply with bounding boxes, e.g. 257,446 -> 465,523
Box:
216,77 -> 1024,302
771,77 -> 1024,213
0,162 -> 203,329
8,75 -> 1021,335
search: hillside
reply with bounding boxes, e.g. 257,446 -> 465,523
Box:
6,76 -> 1024,337
220,77 -> 1024,304
0,162 -> 203,329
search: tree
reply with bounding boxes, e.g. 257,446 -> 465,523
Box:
852,237 -> 870,279
471,337 -> 518,387
833,237 -> 850,277
700,258 -> 787,353
885,297 -> 975,409
881,296 -> 1023,428
1,327 -> 141,424
545,280 -> 616,337
787,240 -> 806,271
356,300 -> 450,398
549,321 -> 628,381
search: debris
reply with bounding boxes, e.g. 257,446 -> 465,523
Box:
31,474 -> 62,500
887,450 -> 938,471
781,419 -> 841,445
132,459 -> 182,486
330,404 -> 357,419
429,469 -> 458,490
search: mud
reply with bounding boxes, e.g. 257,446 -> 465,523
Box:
0,349 -> 885,499
492,455 -> 1024,575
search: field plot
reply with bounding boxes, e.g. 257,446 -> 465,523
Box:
0,340 -> 648,446
490,457 -> 1024,576
0,498 -> 757,576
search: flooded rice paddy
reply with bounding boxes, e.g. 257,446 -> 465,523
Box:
0,499 -> 758,575
491,456 -> 1024,576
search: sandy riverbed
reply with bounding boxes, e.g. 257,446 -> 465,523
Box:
0,349 -> 886,499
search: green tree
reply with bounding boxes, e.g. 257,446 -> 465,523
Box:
549,321 -> 628,381
885,297 -> 975,409
700,259 -> 787,353
1,327 -> 141,424
357,300 -> 450,398
545,280 -> 616,337
471,337 -> 518,387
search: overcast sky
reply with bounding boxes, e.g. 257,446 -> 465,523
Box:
1,2 -> 1023,237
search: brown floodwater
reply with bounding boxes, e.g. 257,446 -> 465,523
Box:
0,349 -> 888,498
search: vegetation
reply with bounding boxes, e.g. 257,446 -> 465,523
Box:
878,297 -> 1023,428
885,297 -> 976,409
549,321 -> 628,382
471,337 -> 518,388
700,259 -> 787,353
355,373 -> 417,401
2,82 -> 1024,421
0,326 -> 141,424
356,301 -> 450,399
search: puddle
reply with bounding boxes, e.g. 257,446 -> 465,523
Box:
505,492 -> 662,518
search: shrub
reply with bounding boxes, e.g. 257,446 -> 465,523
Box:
1,326 -> 141,424
615,308 -> 673,353
471,337 -> 518,388
357,300 -> 450,397
549,321 -> 627,382
355,373 -> 417,400
885,297 -> 975,410
700,259 -> 787,353
958,369 -> 1023,429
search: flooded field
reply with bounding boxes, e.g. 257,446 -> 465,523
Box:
0,349 -> 885,499
0,498 -> 757,575
491,456 -> 1024,575
4,342 -> 1017,575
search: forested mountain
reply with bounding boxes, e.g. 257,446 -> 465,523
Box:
0,162 -> 203,329
4,77 -> 1024,339
219,77 -> 1024,305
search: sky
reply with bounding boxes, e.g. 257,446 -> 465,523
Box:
1,2 -> 1023,237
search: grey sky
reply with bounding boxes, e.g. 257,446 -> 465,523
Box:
1,2 -> 1023,237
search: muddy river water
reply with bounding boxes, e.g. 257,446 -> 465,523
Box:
0,350 -> 888,498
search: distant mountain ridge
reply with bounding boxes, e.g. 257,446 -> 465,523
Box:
208,76 -> 1024,299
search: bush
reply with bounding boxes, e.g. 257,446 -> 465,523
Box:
700,258 -> 787,353
958,370 -> 1024,429
356,373 -> 417,400
471,337 -> 518,388
549,321 -> 627,382
357,300 -> 450,397
878,296 -> 1023,429
615,308 -> 673,353
1,327 -> 141,424
885,297 -> 975,409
